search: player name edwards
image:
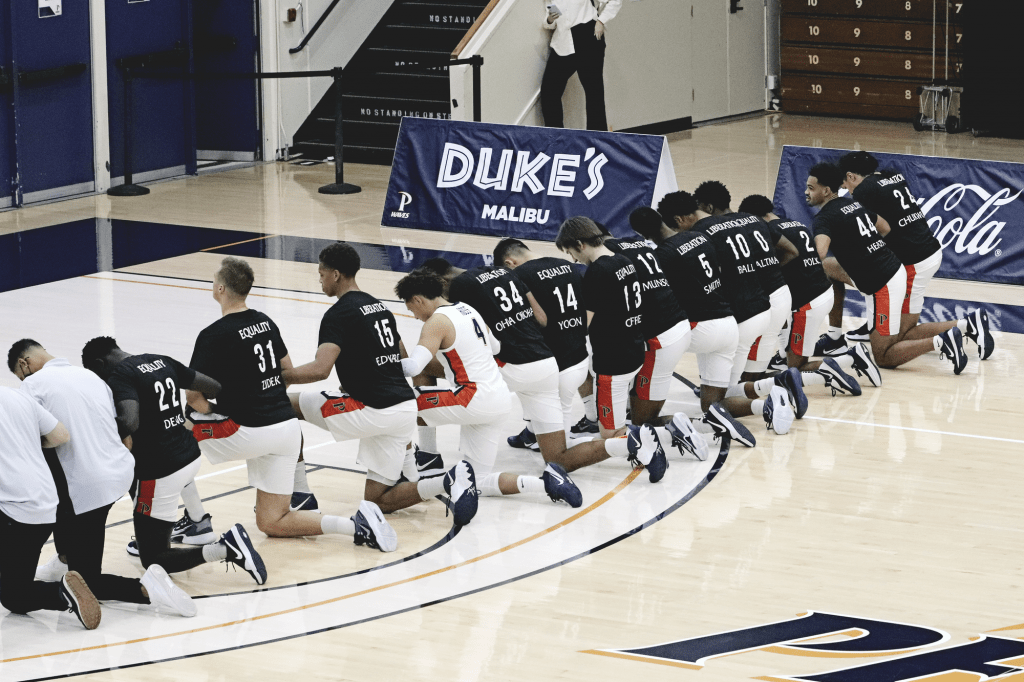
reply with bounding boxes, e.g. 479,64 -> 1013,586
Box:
481,204 -> 552,224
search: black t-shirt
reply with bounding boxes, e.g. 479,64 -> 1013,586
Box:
738,213 -> 789,295
318,291 -> 414,409
107,353 -> 200,481
813,197 -> 902,295
769,218 -> 832,309
190,309 -> 295,427
583,253 -> 645,376
513,257 -> 588,371
692,214 -> 770,322
654,231 -> 733,323
448,267 -> 553,366
852,171 -> 941,265
605,237 -> 687,339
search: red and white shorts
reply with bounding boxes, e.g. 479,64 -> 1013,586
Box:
636,320 -> 691,402
863,267 -> 908,337
192,416 -> 301,495
746,285 -> 793,372
416,385 -> 510,476
132,457 -> 201,523
790,287 -> 835,358
299,390 -> 416,485
688,316 -> 740,389
592,365 -> 640,432
732,310 -> 770,385
499,357 -> 562,436
903,249 -> 942,315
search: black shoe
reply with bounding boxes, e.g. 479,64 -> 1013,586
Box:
414,447 -> 445,478
61,571 -> 101,630
570,415 -> 599,434
846,322 -> 870,342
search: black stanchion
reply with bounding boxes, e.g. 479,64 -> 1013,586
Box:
108,69 -> 150,196
319,67 -> 361,195
470,55 -> 483,122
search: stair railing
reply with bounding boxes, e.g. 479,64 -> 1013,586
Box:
289,0 -> 344,54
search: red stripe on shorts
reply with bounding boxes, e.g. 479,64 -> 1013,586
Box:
690,321 -> 698,330
874,285 -> 892,336
636,336 -> 662,401
321,394 -> 366,419
192,418 -> 241,442
902,263 -> 916,315
790,301 -> 812,357
134,479 -> 156,516
596,373 -> 616,431
746,336 -> 762,361
443,349 -> 471,384
416,384 -> 478,411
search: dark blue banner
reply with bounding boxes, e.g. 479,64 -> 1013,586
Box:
773,146 -> 1024,285
381,118 -> 676,241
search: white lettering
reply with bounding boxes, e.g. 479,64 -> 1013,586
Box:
510,151 -> 550,193
437,143 -> 474,188
472,147 -> 513,190
547,154 -> 580,197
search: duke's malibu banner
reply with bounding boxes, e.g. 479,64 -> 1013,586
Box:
773,145 -> 1024,285
381,118 -> 678,241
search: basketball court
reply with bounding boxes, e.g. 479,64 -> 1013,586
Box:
2,113 -> 1023,682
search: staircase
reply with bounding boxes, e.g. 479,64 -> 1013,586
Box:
292,0 -> 490,166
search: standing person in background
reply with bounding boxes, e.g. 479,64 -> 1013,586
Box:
540,0 -> 621,131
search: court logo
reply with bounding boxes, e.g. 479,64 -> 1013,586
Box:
392,192 -> 413,219
585,611 -> 1024,681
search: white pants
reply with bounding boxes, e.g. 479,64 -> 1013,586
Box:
745,285 -> 792,373
903,249 -> 942,316
192,417 -> 301,495
637,320 -> 691,402
131,457 -> 202,523
591,365 -> 640,432
500,357 -> 562,436
299,390 -> 416,486
558,358 -> 590,432
689,317 -> 740,389
862,267 -> 908,337
790,287 -> 835,358
416,385 -> 511,476
732,310 -> 771,385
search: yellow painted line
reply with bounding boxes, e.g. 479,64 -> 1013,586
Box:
580,649 -> 701,670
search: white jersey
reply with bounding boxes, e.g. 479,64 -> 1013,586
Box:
434,303 -> 510,410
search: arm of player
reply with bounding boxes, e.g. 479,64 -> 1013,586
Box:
281,343 -> 340,386
185,390 -> 212,414
486,326 -> 502,355
814,235 -> 831,262
189,371 -> 221,398
875,215 -> 891,236
526,291 -> 548,327
775,234 -> 800,267
41,421 -> 70,449
114,399 -> 141,440
402,315 -> 452,376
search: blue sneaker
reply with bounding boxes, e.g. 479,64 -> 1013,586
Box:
352,500 -> 398,552
415,447 -> 445,479
964,309 -> 994,360
938,327 -> 968,375
813,333 -> 849,357
507,427 -> 539,450
774,367 -> 808,419
846,322 -> 870,342
703,403 -> 756,447
816,357 -> 862,396
221,523 -> 268,585
170,511 -> 216,545
848,342 -> 882,387
666,412 -> 709,461
768,351 -> 789,373
290,492 -> 318,511
626,424 -> 668,483
570,415 -> 599,435
442,461 -> 479,526
126,538 -> 140,557
542,463 -> 582,508
763,386 -> 795,436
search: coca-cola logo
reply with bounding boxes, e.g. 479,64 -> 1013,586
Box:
919,184 -> 1023,257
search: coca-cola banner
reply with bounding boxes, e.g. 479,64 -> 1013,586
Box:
381,118 -> 678,241
773,145 -> 1024,285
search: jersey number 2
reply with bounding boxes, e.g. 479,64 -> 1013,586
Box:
154,378 -> 179,410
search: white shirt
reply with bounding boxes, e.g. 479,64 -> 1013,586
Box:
543,0 -> 622,57
21,358 -> 135,514
0,387 -> 60,525
433,304 -> 512,414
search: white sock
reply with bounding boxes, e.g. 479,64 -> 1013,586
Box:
293,459 -> 311,494
583,394 -> 597,422
604,435 -> 630,458
802,371 -> 827,387
724,384 -> 746,399
753,378 -> 775,397
956,319 -> 968,333
834,354 -> 855,370
180,482 -> 206,520
479,473 -> 503,497
778,322 -> 789,354
321,515 -> 355,536
202,543 -> 228,563
516,476 -> 545,495
827,326 -> 843,340
401,445 -> 420,483
417,476 -> 445,501
751,399 -> 765,414
418,426 -> 438,453
933,336 -> 943,352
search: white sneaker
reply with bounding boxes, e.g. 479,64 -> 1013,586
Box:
35,553 -> 68,582
141,564 -> 197,617
763,386 -> 795,436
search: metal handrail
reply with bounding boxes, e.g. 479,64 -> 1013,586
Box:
289,0 -> 343,54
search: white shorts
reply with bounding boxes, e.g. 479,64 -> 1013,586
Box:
192,417 -> 301,495
863,267 -> 907,337
903,249 -> 942,315
499,357 -> 562,436
688,316 -> 740,389
131,457 -> 202,523
746,286 -> 792,372
732,310 -> 771,385
558,358 -> 590,432
591,366 -> 640,432
416,385 -> 510,476
637,320 -> 691,402
299,390 -> 416,486
790,287 -> 834,358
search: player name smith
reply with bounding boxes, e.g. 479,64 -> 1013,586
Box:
238,321 -> 272,339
